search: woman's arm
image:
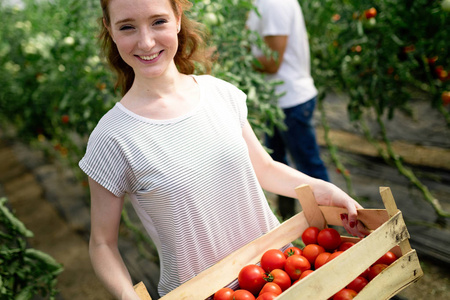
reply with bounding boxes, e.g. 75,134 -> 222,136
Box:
88,177 -> 141,300
242,121 -> 368,237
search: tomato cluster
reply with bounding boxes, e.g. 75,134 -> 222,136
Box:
213,227 -> 398,300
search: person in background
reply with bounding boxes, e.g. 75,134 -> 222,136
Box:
246,0 -> 330,220
80,0 -> 366,298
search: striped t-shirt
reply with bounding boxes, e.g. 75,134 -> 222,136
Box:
79,75 -> 280,296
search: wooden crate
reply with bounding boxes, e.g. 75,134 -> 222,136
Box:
134,185 -> 423,299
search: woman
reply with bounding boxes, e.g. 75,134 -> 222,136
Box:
80,0 -> 367,298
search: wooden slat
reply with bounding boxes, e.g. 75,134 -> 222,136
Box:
160,211 -> 310,299
295,184 -> 326,229
134,282 -> 152,300
379,187 -> 412,255
355,250 -> 423,299
277,211 -> 409,300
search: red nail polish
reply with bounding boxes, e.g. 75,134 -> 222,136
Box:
349,221 -> 356,228
340,214 -> 345,220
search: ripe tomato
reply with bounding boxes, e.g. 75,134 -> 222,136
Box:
299,269 -> 314,279
347,276 -> 368,293
326,251 -> 344,263
61,114 -> 70,124
214,287 -> 234,300
367,264 -> 388,281
284,255 -> 311,281
283,246 -> 302,258
374,251 -> 397,266
441,91 -> 450,105
259,282 -> 282,296
333,288 -> 357,300
364,7 -> 377,19
360,267 -> 370,280
260,249 -> 286,272
238,265 -> 266,295
233,290 -> 256,300
302,244 -> 325,265
265,269 -> 291,291
317,228 -> 341,251
301,226 -> 320,245
338,242 -> 355,251
256,292 -> 278,300
314,252 -> 331,269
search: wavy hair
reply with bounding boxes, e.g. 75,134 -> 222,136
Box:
99,0 -> 212,95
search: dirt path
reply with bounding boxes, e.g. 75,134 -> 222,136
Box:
0,140 -> 113,300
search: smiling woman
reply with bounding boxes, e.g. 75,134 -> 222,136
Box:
80,0 -> 368,298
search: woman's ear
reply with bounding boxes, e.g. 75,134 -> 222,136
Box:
103,18 -> 115,42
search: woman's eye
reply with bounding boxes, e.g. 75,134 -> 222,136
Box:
119,25 -> 134,31
153,19 -> 168,26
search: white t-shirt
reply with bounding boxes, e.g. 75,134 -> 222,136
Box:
79,75 -> 280,296
246,0 -> 318,108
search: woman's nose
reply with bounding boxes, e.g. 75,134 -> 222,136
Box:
138,28 -> 155,50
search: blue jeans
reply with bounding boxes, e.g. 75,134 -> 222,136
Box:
266,96 -> 330,182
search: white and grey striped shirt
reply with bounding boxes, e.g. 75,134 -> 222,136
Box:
79,75 -> 280,296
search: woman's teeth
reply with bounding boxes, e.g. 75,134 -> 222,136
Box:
139,53 -> 159,61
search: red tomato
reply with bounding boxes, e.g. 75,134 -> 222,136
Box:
265,269 -> 291,291
442,91 -> 450,105
284,255 -> 311,281
302,244 -> 325,265
347,276 -> 368,293
317,228 -> 341,251
314,252 -> 331,269
283,246 -> 302,258
260,249 -> 286,272
360,267 -> 370,280
256,292 -> 278,300
333,288 -> 358,300
238,265 -> 266,295
214,287 -> 234,300
61,114 -> 70,124
338,242 -> 355,251
364,7 -> 377,19
301,226 -> 320,245
326,251 -> 344,263
367,264 -> 388,281
233,290 -> 256,300
299,269 -> 314,279
259,282 -> 282,296
374,251 -> 397,265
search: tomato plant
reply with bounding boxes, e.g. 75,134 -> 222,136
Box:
260,249 -> 286,272
233,289 -> 256,300
283,246 -> 302,258
333,288 -> 358,300
264,269 -> 291,292
258,282 -> 282,296
238,265 -> 266,295
302,244 -> 325,265
301,226 -> 320,245
317,228 -> 341,251
346,276 -> 368,293
214,287 -> 234,300
284,254 -> 311,281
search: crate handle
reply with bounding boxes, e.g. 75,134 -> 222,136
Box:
295,184 -> 327,230
379,187 -> 412,255
134,281 -> 152,300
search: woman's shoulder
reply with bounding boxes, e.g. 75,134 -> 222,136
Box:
195,74 -> 243,95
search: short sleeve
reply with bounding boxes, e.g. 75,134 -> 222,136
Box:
79,118 -> 133,197
259,0 -> 292,36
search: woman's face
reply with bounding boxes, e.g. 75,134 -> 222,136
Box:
107,0 -> 180,80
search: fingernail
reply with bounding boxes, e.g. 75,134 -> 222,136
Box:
349,221 -> 356,228
340,214 -> 345,220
